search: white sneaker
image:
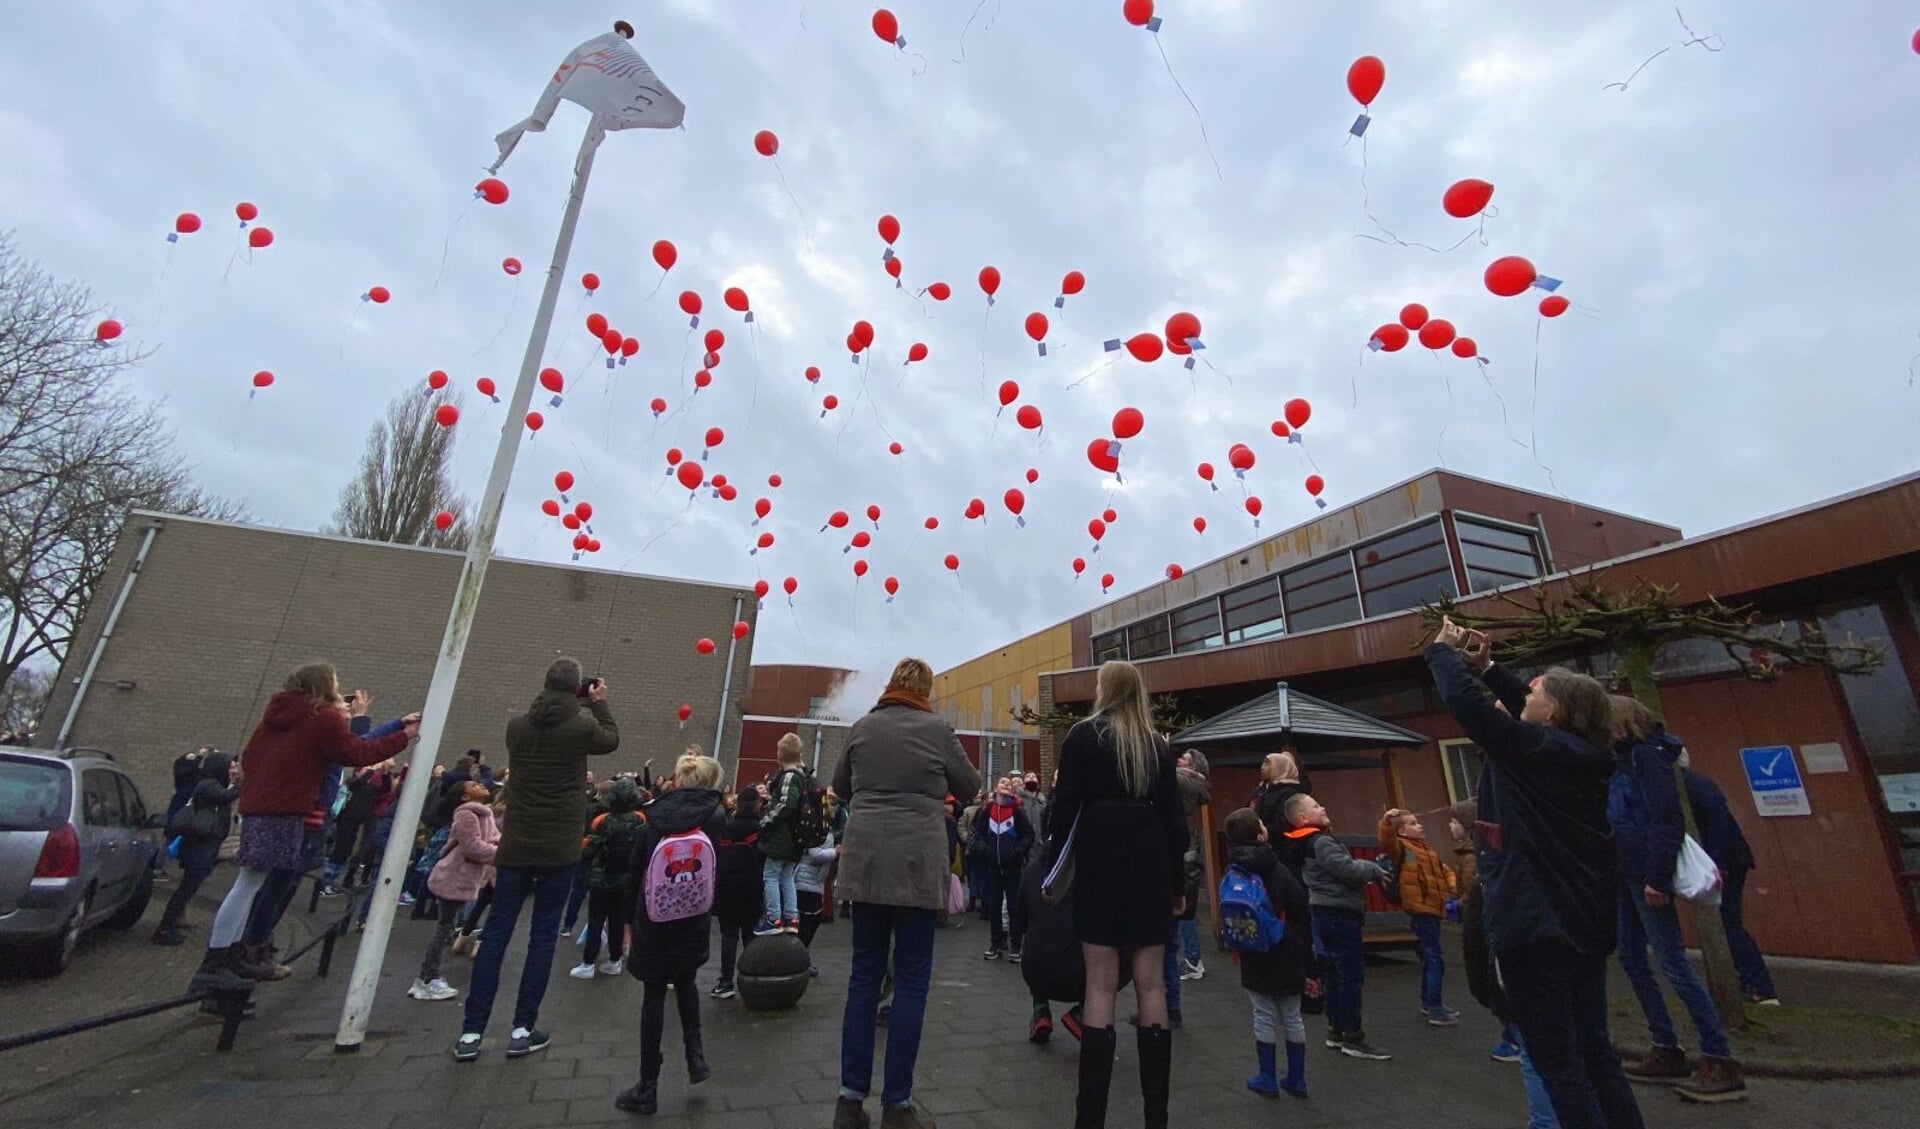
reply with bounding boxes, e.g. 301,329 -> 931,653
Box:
597,958 -> 625,976
1180,958 -> 1205,981
569,962 -> 597,979
408,977 -> 459,1001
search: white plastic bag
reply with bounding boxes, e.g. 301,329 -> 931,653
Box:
1672,834 -> 1722,907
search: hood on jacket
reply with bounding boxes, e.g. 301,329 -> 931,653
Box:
607,778 -> 642,813
525,688 -> 586,728
645,786 -> 723,835
200,752 -> 236,785
1228,841 -> 1278,872
262,691 -> 327,731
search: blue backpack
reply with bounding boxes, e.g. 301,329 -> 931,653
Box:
1218,864 -> 1286,953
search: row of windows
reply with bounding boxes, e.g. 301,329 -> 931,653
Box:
1091,514 -> 1546,663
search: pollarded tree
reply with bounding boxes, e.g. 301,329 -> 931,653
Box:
329,386 -> 472,549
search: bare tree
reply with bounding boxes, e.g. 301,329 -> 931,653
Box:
0,234 -> 246,697
0,665 -> 51,738
328,386 -> 472,550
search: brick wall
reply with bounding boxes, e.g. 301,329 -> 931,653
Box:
43,513 -> 757,806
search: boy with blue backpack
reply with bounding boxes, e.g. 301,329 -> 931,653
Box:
1220,808 -> 1312,1100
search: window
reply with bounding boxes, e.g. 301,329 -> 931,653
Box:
113,774 -> 148,829
1281,555 -> 1361,632
0,758 -> 71,832
1440,738 -> 1484,803
1171,599 -> 1224,653
1222,578 -> 1286,643
1324,676 -> 1430,719
1821,604 -> 1920,780
81,769 -> 122,828
1457,515 -> 1545,593
807,695 -> 830,720
1127,615 -> 1172,660
1092,629 -> 1127,663
1355,519 -> 1458,617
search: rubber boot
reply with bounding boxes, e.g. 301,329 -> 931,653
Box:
1280,1039 -> 1308,1098
615,1052 -> 662,1115
684,1024 -> 711,1084
1247,1040 -> 1279,1097
1138,1025 -> 1172,1129
1074,1026 -> 1117,1128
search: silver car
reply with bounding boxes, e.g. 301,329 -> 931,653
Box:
0,748 -> 163,975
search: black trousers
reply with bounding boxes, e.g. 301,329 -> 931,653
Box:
717,920 -> 754,985
798,890 -> 826,947
1500,939 -> 1646,1129
639,973 -> 700,1075
583,888 -> 628,964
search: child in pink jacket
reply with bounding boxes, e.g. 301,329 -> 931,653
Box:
415,780 -> 499,1001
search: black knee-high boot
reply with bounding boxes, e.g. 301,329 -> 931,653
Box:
1074,1026 -> 1117,1128
1138,1025 -> 1172,1129
678,975 -> 709,1084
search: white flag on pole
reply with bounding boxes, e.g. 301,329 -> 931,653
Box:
493,31 -> 685,171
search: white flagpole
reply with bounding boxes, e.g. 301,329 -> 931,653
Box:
335,113 -> 608,1052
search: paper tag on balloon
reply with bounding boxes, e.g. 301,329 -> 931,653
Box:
1187,337 -> 1205,352
882,248 -> 895,263
894,34 -> 906,48
1367,337 -> 1384,352
1054,295 -> 1066,309
1015,516 -> 1026,528
688,314 -> 700,328
571,551 -> 581,561
1288,433 -> 1301,445
1103,338 -> 1122,352
1532,276 -> 1562,292
605,358 -> 616,369
1147,15 -> 1163,31
617,356 -> 627,367
744,311 -> 755,323
1476,356 -> 1490,367
1350,113 -> 1371,138
166,232 -> 179,244
1315,498 -> 1328,510
1106,440 -> 1121,460
549,394 -> 564,408
1184,357 -> 1197,370
1037,343 -> 1048,357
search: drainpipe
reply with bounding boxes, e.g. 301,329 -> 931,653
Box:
55,523 -> 160,749
811,723 -> 823,774
713,592 -> 745,775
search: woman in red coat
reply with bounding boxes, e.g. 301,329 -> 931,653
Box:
189,663 -> 414,992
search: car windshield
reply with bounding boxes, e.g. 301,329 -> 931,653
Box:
0,757 -> 72,831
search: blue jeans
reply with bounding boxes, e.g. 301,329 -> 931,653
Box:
1410,913 -> 1446,1011
1177,918 -> 1200,964
1512,1028 -> 1562,1129
1501,939 -> 1644,1129
840,903 -> 936,1109
1616,884 -> 1729,1057
462,864 -> 572,1036
762,859 -> 799,921
1316,907 -> 1366,1035
1720,866 -> 1775,1000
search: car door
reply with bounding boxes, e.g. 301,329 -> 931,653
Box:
113,772 -> 160,872
80,768 -> 131,916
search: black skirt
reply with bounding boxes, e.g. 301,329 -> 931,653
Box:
1070,801 -> 1174,949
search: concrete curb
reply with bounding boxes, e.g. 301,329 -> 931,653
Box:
1614,1043 -> 1920,1082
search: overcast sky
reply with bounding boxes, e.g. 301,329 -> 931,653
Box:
4,1 -> 1918,681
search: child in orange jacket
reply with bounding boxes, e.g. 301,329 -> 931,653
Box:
1379,809 -> 1460,1026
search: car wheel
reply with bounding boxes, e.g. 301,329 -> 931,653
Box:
34,889 -> 92,976
105,866 -> 155,930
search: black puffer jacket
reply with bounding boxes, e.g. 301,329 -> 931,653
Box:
1227,843 -> 1313,998
625,787 -> 726,983
714,806 -> 766,928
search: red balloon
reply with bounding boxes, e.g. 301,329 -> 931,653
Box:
235,201 -> 258,223
652,239 -> 676,271
891,442 -> 905,456
1347,55 -> 1386,107
475,177 -> 509,205
924,516 -> 939,530
907,342 -> 928,363
541,499 -> 560,517
853,320 -> 876,348
943,553 -> 959,572
1443,178 -> 1494,219
677,704 -> 693,723
1228,444 -> 1255,472
502,257 -> 522,276
696,638 -> 717,655
679,291 -> 703,316
1484,256 -> 1537,298
1914,27 -> 1920,53
823,394 -> 840,411
1193,516 -> 1207,534
1165,564 -> 1184,580
704,351 -> 722,370
563,513 -> 581,531
1399,303 -> 1429,331
555,471 -> 575,492
1283,397 -> 1311,430
1072,557 -> 1086,575
1197,462 -> 1215,482
247,227 -> 273,249
94,319 -> 123,343
731,622 -> 750,641
720,484 -> 739,502
1164,311 -> 1201,353
573,533 -> 590,551
1271,420 -> 1290,439
1100,572 -> 1115,591
1086,438 -> 1118,473
724,286 -> 750,313
434,404 -> 459,427
878,214 -> 901,244
524,411 -> 544,432
539,367 -> 564,393
251,370 -> 274,390
1539,295 -> 1570,318
828,510 -> 850,529
704,426 -> 725,450
768,473 -> 783,488
587,312 -> 609,337
586,539 -> 601,553
622,336 -> 640,359
1125,333 -> 1164,363
1003,488 -> 1025,516
978,266 -> 1001,298
1112,406 -> 1144,440
1450,336 -> 1478,359
754,498 -> 772,520
804,366 -> 821,384
753,129 -> 779,157
1418,319 -> 1457,350
1016,404 -> 1043,431
884,576 -> 899,597
1102,507 -> 1117,524
174,212 -> 201,235
1372,323 -> 1410,352
1305,474 -> 1325,497
580,272 -> 600,293
427,369 -> 449,391
694,370 -> 713,390
926,281 -> 951,301
665,450 -> 682,467
703,329 -> 725,354
872,8 -> 900,44
998,380 -> 1020,407
1245,496 -> 1264,519
866,504 -> 882,523
754,579 -> 770,599
1024,312 -> 1049,342
676,461 -> 704,491
885,257 -> 903,280
783,576 -> 799,596
1088,518 -> 1107,542
966,498 -> 985,519
1026,467 -> 1039,484
851,531 -> 872,550
756,531 -> 774,550
1123,0 -> 1155,26
1060,270 -> 1086,296
712,473 -> 729,489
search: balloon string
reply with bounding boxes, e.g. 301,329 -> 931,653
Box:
646,271 -> 667,300
1603,7 -> 1725,93
954,0 -> 989,62
978,303 -> 992,399
1351,349 -> 1366,411
1352,133 -> 1477,254
1436,356 -> 1454,469
772,159 -> 814,250
1296,435 -> 1322,474
431,205 -> 471,292
786,601 -> 811,652
1065,357 -> 1117,391
1199,356 -> 1235,385
474,284 -> 521,356
1528,317 -> 1565,496
1153,36 -> 1224,182
1478,362 -> 1528,451
221,243 -> 243,286
745,324 -> 763,438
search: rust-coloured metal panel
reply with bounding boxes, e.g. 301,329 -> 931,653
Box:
743,664 -> 853,716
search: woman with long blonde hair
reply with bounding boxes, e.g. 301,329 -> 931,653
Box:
1046,661 -> 1188,1129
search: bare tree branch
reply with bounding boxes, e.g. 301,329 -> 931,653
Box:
326,385 -> 472,550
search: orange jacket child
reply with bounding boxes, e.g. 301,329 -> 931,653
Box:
1377,813 -> 1457,918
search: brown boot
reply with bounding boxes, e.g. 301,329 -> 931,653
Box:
242,943 -> 291,981
878,1105 -> 935,1129
1622,1044 -> 1690,1083
831,1097 -> 871,1129
1675,1056 -> 1747,1103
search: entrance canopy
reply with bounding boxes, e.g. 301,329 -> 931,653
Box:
1171,681 -> 1428,767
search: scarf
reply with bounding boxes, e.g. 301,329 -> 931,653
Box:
875,689 -> 932,713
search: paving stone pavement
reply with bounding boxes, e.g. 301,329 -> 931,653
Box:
1,904 -> 1915,1129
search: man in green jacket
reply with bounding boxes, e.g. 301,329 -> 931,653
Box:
454,657 -> 619,1063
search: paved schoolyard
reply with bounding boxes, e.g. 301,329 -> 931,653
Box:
1,894 -> 1915,1129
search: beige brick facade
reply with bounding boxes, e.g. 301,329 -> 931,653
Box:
43,512 -> 757,805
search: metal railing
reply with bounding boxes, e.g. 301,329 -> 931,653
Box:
0,872 -> 357,1056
